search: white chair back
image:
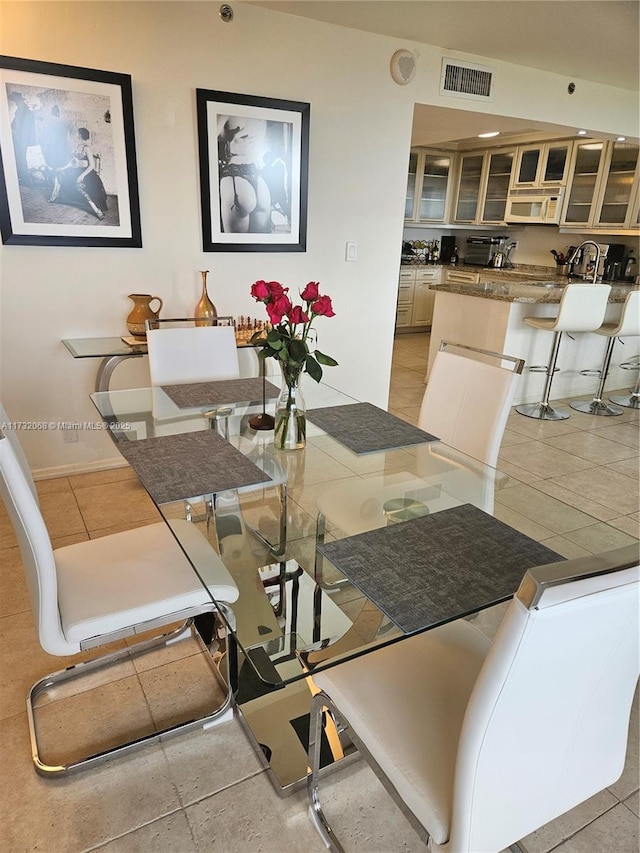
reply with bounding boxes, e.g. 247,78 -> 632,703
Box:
146,325 -> 240,386
610,288 -> 640,337
419,343 -> 523,467
0,402 -> 38,501
554,283 -> 612,332
0,433 -> 73,655
448,546 -> 640,853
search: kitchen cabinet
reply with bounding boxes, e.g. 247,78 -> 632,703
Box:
396,267 -> 442,329
511,142 -> 572,188
453,149 -> 515,225
594,142 -> 639,228
453,154 -> 484,222
445,269 -> 480,285
405,149 -> 453,223
562,140 -> 640,232
481,149 -> 515,223
562,141 -> 605,226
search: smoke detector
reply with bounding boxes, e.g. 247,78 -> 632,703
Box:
390,50 -> 416,85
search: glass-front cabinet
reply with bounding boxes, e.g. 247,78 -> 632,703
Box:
481,149 -> 515,223
405,149 -> 453,223
454,154 -> 484,222
594,142 -> 640,228
512,142 -> 571,188
562,140 -> 640,231
562,142 -> 605,226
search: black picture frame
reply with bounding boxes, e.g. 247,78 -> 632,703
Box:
0,55 -> 142,247
196,88 -> 309,252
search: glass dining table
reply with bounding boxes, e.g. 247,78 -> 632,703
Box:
89,377 -> 617,793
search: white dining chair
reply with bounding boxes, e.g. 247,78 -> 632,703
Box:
146,318 -> 240,386
0,421 -> 240,776
314,342 -> 523,581
308,545 -> 640,853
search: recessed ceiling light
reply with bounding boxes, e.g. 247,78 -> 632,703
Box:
478,131 -> 500,138
617,136 -> 626,142
576,130 -> 588,135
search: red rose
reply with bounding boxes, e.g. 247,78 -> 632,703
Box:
311,295 -> 335,317
288,305 -> 309,324
300,281 -> 320,302
267,281 -> 287,299
267,294 -> 292,325
251,280 -> 270,301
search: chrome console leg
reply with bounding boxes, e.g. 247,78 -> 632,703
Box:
570,336 -> 623,417
516,331 -> 571,420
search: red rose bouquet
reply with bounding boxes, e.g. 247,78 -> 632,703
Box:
250,280 -> 338,383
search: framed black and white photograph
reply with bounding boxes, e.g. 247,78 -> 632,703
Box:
196,89 -> 309,252
0,55 -> 142,247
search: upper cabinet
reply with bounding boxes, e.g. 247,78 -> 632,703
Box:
561,140 -> 640,231
453,149 -> 515,225
405,149 -> 453,223
511,142 -> 572,188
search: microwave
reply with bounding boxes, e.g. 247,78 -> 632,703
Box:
505,188 -> 564,224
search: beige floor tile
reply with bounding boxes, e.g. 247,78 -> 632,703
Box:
68,465 -> 136,489
495,458 -> 545,485
505,411 -> 579,439
138,652 -> 228,732
623,790 -> 640,818
0,546 -> 30,617
389,405 -> 422,424
35,476 -> 72,494
499,427 -> 531,447
39,489 -> 86,539
88,516 -> 163,539
549,803 -> 639,853
589,422 -> 640,451
162,718 -> 265,807
561,521 -> 639,554
0,711 -> 181,852
606,457 -> 640,480
494,485 -> 600,535
547,466 -> 639,516
535,536 -> 593,559
184,771 -> 329,853
531,478 -> 621,522
33,674 -> 156,768
73,479 -> 159,531
492,503 -> 556,542
51,531 -> 90,548
542,431 -> 638,464
520,789 -> 618,853
0,504 -> 17,548
606,515 -> 640,538
499,441 -> 595,479
90,810 -> 196,853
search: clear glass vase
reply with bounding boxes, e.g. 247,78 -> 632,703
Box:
274,365 -> 306,450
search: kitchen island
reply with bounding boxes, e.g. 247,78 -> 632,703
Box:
428,277 -> 638,406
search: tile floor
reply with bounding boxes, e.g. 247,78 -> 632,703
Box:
0,332 -> 638,852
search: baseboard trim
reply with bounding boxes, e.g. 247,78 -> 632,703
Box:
33,457 -> 129,481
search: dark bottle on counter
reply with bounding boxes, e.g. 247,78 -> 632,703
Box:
450,246 -> 459,266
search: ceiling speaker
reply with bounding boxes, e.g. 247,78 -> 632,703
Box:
390,50 -> 416,85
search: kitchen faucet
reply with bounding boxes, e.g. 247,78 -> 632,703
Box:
567,241 -> 601,283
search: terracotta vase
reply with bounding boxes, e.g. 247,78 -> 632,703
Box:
126,294 -> 163,338
195,270 -> 217,326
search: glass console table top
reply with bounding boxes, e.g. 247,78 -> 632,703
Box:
63,336 -> 147,358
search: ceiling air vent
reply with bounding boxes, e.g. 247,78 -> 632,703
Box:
440,58 -> 494,101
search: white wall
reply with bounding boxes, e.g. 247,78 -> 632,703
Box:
1,2 -> 637,474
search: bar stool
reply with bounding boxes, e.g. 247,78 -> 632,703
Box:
516,283 -> 612,421
571,289 -> 640,416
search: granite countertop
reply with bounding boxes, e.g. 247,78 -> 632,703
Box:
431,279 -> 636,304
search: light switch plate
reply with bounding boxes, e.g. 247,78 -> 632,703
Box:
346,242 -> 357,262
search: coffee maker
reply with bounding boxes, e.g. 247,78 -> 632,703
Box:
572,243 -> 625,280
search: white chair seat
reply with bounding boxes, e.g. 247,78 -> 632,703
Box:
522,316 -> 560,331
313,620 -> 490,845
56,520 -> 238,643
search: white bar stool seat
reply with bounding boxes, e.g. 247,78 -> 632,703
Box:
570,289 -> 640,416
516,284 -> 612,421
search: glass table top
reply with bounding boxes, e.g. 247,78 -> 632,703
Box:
90,379 -> 621,691
63,336 -> 148,358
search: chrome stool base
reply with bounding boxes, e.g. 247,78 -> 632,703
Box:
609,392 -> 640,410
570,399 -> 623,417
515,402 -> 570,421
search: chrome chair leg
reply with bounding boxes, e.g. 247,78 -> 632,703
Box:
516,331 -> 571,420
570,336 -> 623,417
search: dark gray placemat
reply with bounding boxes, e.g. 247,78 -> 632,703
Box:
118,430 -> 272,504
162,378 -> 279,409
318,503 -> 563,633
306,402 -> 438,454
